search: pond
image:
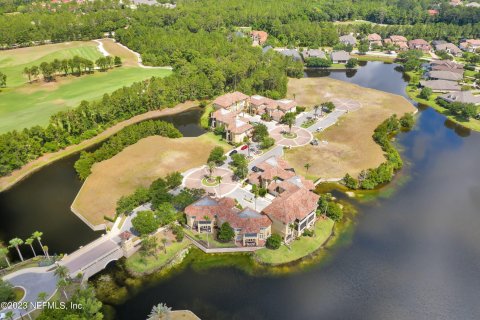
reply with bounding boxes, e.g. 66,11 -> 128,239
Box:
109,62 -> 480,319
0,108 -> 205,256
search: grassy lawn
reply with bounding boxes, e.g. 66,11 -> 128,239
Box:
352,54 -> 395,63
0,40 -> 172,133
200,104 -> 214,128
285,77 -> 415,180
72,133 -> 232,226
13,287 -> 25,301
255,217 -> 335,265
330,63 -> 347,69
184,228 -> 236,248
125,231 -> 190,274
406,87 -> 480,132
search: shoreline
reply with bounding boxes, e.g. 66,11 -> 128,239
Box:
0,102 -> 198,193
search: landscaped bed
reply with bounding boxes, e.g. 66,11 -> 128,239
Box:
255,217 -> 335,265
184,228 -> 236,248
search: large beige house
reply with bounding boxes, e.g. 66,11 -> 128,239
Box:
184,196 -> 272,247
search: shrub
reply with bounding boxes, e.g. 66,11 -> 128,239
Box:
260,136 -> 275,149
400,113 -> 415,130
419,87 -> 432,100
217,222 -> 235,242
0,279 -> 15,303
346,58 -> 358,68
208,146 -> 226,165
171,225 -> 185,242
302,229 -> 315,237
132,211 -> 159,235
266,234 -> 282,249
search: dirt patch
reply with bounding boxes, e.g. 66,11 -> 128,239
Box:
71,133 -> 228,226
285,77 -> 415,180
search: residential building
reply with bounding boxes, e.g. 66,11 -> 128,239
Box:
248,156 -> 296,191
426,70 -> 463,81
408,39 -> 432,52
384,35 -> 408,51
420,80 -> 461,92
459,39 -> 480,52
277,49 -> 303,62
449,0 -> 462,5
331,50 -> 351,64
212,91 -> 249,111
427,9 -> 439,16
249,95 -> 278,115
263,187 -> 319,243
339,34 -> 357,46
432,40 -> 447,46
185,196 -> 272,247
302,49 -> 327,59
434,42 -> 462,56
430,60 -> 464,74
251,30 -> 268,46
438,91 -> 480,105
367,33 -> 382,48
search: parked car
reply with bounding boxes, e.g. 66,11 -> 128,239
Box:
241,145 -> 248,150
230,149 -> 238,156
252,166 -> 260,172
310,139 -> 319,146
316,127 -> 323,132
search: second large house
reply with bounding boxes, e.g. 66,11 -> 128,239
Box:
210,92 -> 297,143
185,156 -> 321,246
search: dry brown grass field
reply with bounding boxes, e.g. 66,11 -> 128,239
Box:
285,77 -> 415,180
71,133 -> 231,226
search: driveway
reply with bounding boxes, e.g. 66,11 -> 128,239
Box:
307,109 -> 345,133
270,126 -> 312,147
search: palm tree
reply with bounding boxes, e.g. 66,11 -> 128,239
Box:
37,291 -> 48,302
216,175 -> 223,196
161,238 -> 167,254
207,161 -> 216,180
304,163 -> 311,175
244,136 -> 252,157
314,105 -> 320,118
23,66 -> 32,83
9,238 -> 24,262
43,245 -> 50,259
32,231 -> 46,256
0,246 -> 11,267
57,278 -> 69,300
5,311 -> 14,320
54,265 -> 70,280
203,215 -> 211,247
25,238 -> 37,257
149,303 -> 172,320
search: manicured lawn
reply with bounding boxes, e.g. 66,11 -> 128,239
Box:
184,228 -> 236,248
0,40 -> 172,133
125,236 -> 190,274
14,287 -> 25,302
255,217 -> 335,265
0,67 -> 171,133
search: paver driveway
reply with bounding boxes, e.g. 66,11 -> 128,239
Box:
183,166 -> 239,197
270,125 -> 312,147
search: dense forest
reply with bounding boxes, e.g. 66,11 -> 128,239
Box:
0,0 -> 478,177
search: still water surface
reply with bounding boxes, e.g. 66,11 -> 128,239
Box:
111,63 -> 480,319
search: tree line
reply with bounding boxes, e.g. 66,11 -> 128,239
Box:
22,55 -> 122,83
74,120 -> 182,180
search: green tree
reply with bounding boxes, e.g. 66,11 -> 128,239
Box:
266,234 -> 282,249
0,245 -> 10,268
0,71 -> 6,87
304,163 -> 311,174
140,235 -> 158,259
207,161 -> 216,179
346,58 -> 358,68
25,238 -> 37,257
400,113 -> 415,130
207,146 -> 226,165
23,66 -> 32,83
0,279 -> 15,303
132,211 -> 160,235
54,265 -> 70,281
32,231 -> 46,256
252,123 -> 269,141
37,291 -> 48,302
419,87 -> 432,100
358,41 -> 370,54
231,153 -> 248,178
342,173 -> 359,189
217,222 -> 235,242
321,101 -> 335,113
114,56 -> 122,66
260,136 -> 275,149
282,112 -> 296,133
8,238 -> 24,262
156,202 -> 179,226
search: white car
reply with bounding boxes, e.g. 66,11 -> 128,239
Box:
316,127 -> 323,132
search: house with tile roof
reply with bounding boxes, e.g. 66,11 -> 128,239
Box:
430,60 -> 464,74
459,39 -> 480,52
212,91 -> 250,111
184,196 -> 272,247
384,35 -> 408,51
433,43 -> 462,56
251,30 -> 268,46
408,39 -> 432,52
367,33 -> 382,48
248,156 -> 296,190
263,187 -> 319,243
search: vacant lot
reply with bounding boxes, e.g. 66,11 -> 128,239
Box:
0,41 -> 171,133
285,77 -> 415,180
72,133 -> 231,227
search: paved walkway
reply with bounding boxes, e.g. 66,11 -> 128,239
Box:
183,166 -> 239,197
270,125 -> 312,147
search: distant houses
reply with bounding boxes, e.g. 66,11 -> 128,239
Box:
339,34 -> 357,47
367,33 -> 382,48
433,42 -> 462,56
277,49 -> 303,62
426,70 -> 463,82
302,49 -> 327,59
408,39 -> 432,53
438,91 -> 480,105
430,60 -> 464,74
384,35 -> 408,51
251,30 -> 268,46
459,39 -> 480,52
419,80 -> 461,92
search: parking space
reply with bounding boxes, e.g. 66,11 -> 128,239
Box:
332,98 -> 362,112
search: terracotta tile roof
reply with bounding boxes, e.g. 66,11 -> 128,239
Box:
219,207 -> 271,234
277,99 -> 297,112
213,92 -> 249,109
367,33 -> 382,41
250,95 -> 278,108
185,196 -> 236,221
251,30 -> 268,44
271,109 -> 285,122
212,108 -> 237,123
263,188 -> 319,224
224,117 -> 253,134
466,39 -> 480,46
389,35 -> 407,42
248,156 -> 296,185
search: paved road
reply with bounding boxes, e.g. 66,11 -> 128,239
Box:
307,109 -> 345,133
2,268 -> 57,319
